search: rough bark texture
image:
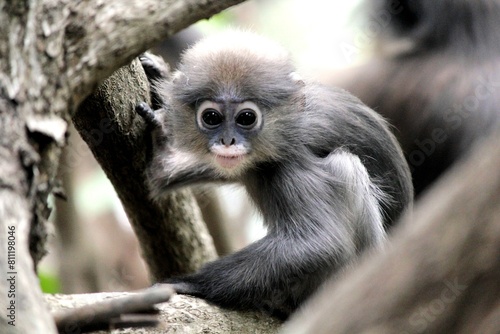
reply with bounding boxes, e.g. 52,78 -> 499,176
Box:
1,1 -> 68,333
52,285 -> 174,333
74,59 -> 217,280
46,293 -> 281,333
194,187 -> 235,256
283,131 -> 500,334
0,193 -> 58,333
0,0 -> 245,333
64,0 -> 248,108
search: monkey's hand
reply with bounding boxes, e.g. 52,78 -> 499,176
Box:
139,52 -> 171,110
135,101 -> 174,174
136,102 -> 161,127
139,52 -> 170,81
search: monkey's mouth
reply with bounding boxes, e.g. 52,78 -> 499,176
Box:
214,154 -> 246,169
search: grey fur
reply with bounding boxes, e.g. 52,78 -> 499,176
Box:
137,31 -> 413,319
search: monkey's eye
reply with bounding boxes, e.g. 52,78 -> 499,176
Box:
201,109 -> 223,127
236,109 -> 257,128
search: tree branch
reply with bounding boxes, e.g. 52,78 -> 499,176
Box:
64,0 -> 246,107
47,292 -> 281,333
73,59 -> 217,280
53,285 -> 174,333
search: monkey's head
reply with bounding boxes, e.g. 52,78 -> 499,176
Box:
159,31 -> 305,177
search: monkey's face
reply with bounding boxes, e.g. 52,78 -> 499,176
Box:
162,30 -> 305,178
194,99 -> 262,173
166,71 -> 304,178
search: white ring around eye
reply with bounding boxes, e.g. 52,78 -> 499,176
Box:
236,101 -> 262,129
196,100 -> 221,128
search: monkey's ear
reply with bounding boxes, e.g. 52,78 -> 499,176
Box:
172,71 -> 188,85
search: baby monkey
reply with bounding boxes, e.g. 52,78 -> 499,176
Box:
137,31 -> 413,319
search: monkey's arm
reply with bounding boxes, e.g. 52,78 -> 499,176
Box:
136,102 -> 224,195
163,150 -> 386,319
139,53 -> 172,110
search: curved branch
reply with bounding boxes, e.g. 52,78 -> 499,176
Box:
65,0 -> 246,107
52,286 -> 174,333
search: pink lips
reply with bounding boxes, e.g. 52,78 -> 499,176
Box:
215,154 -> 244,169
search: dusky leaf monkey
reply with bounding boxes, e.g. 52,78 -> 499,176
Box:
137,31 -> 413,318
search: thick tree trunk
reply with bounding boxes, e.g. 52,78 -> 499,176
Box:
1,1 -> 68,332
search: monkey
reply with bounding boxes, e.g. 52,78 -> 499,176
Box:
136,30 -> 413,319
329,0 -> 500,196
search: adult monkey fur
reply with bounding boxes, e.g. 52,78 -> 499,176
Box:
137,31 -> 413,319
331,0 -> 500,196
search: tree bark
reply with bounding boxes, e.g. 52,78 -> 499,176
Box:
46,292 -> 281,333
1,1 -> 68,332
0,0 -> 245,332
283,131 -> 500,334
74,59 -> 217,280
194,187 -> 236,255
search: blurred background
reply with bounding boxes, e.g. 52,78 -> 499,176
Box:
40,0 -> 500,294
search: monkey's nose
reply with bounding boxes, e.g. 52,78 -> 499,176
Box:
220,138 -> 236,146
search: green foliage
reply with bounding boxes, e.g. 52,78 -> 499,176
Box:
39,270 -> 61,294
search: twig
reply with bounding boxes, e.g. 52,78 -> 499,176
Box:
53,285 -> 174,333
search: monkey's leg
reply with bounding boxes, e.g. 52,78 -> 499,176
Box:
322,149 -> 386,249
164,233 -> 338,319
163,151 -> 386,318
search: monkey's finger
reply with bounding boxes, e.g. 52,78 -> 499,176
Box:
139,52 -> 170,80
136,102 -> 160,126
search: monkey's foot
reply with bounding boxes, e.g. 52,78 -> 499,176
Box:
159,276 -> 290,320
161,278 -> 203,297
